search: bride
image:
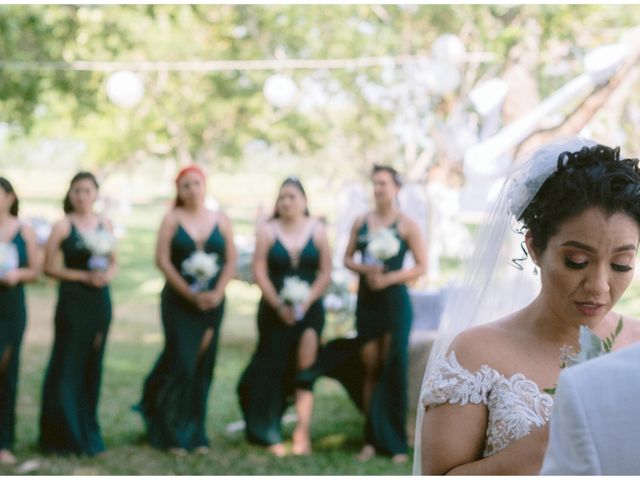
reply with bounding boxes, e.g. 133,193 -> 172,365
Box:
415,138 -> 640,475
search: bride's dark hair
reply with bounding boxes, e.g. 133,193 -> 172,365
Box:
519,144 -> 640,253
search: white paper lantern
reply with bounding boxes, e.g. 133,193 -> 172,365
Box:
106,70 -> 145,108
469,78 -> 509,116
424,61 -> 461,96
263,74 -> 298,108
431,34 -> 466,66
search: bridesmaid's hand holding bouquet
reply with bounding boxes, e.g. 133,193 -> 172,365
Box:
182,250 -> 220,293
279,276 -> 311,324
363,228 -> 400,290
364,228 -> 400,265
0,242 -> 20,287
81,229 -> 116,272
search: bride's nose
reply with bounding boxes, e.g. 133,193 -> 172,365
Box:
583,263 -> 610,297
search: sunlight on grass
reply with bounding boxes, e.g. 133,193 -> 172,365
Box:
140,333 -> 163,344
135,278 -> 164,295
316,433 -> 349,449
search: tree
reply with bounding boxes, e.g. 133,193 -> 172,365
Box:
2,4 -> 640,179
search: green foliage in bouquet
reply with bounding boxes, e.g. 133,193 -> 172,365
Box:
544,317 -> 623,395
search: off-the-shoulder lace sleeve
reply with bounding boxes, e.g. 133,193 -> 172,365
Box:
421,351 -> 501,408
420,350 -> 555,457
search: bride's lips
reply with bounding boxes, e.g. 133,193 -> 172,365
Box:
575,302 -> 606,316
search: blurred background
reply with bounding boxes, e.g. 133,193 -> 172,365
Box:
3,4 -> 640,475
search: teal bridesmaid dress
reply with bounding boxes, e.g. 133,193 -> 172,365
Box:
136,224 -> 226,451
0,230 -> 28,451
237,233 -> 325,446
39,222 -> 112,455
297,220 -> 412,456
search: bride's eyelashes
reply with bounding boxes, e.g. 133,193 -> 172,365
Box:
612,263 -> 633,272
563,256 -> 633,272
563,257 -> 587,269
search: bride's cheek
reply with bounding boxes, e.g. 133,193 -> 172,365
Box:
544,268 -> 580,296
613,277 -> 633,302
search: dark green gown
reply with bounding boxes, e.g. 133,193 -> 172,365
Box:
39,222 -> 112,455
297,220 -> 412,456
135,224 -> 226,451
0,230 -> 28,451
237,234 -> 325,446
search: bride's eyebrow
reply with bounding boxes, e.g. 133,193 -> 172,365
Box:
560,241 -> 637,253
560,241 -> 595,252
613,244 -> 638,253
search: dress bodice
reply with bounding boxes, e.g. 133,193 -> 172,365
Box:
267,234 -> 320,292
171,223 -> 226,289
421,351 -> 554,457
11,230 -> 28,269
61,223 -> 98,271
356,220 -> 408,273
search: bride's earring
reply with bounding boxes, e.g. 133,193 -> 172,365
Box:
533,266 -> 539,276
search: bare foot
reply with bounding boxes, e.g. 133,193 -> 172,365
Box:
392,453 -> 409,464
0,449 -> 16,465
356,444 -> 376,462
168,447 -> 188,457
292,428 -> 311,456
267,443 -> 287,457
194,446 -> 210,455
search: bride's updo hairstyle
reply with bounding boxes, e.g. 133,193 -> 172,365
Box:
519,144 -> 640,254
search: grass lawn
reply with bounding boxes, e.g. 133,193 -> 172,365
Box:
0,199 -> 413,476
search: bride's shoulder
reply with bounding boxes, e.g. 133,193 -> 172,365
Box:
447,320 -> 514,373
617,314 -> 640,345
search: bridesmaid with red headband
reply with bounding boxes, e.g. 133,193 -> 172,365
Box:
135,164 -> 237,455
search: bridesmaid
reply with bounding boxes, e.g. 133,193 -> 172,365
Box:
39,171 -> 117,455
237,177 -> 331,457
299,165 -> 426,463
0,178 -> 39,465
135,164 -> 237,454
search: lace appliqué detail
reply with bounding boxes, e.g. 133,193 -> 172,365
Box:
421,351 -> 554,457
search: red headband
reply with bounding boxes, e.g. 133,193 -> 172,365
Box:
175,165 -> 206,185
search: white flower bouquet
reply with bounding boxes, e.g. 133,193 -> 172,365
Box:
182,250 -> 220,292
81,229 -> 117,271
279,276 -> 311,321
0,242 -> 19,278
544,318 -> 624,395
322,269 -> 354,312
323,269 -> 357,340
364,227 -> 401,265
233,237 -> 255,284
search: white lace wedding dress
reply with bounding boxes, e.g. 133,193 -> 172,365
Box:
421,351 -> 554,457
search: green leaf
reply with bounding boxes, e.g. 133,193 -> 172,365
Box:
615,317 -> 624,337
602,317 -> 624,353
543,386 -> 556,395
